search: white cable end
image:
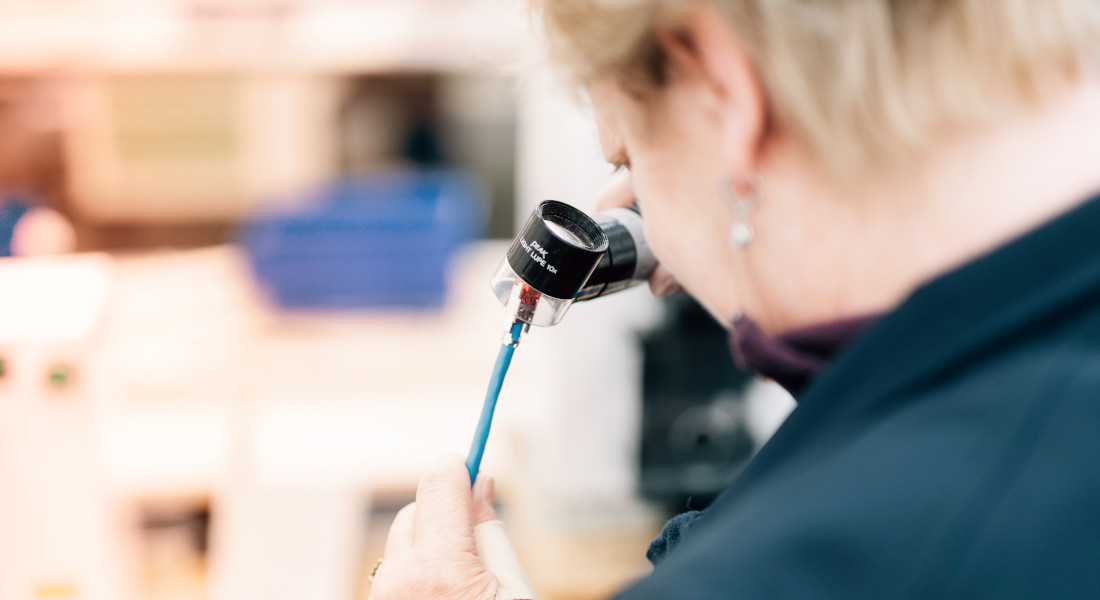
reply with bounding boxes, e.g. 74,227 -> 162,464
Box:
474,520 -> 537,600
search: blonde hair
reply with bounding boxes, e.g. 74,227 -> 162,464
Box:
532,0 -> 1100,178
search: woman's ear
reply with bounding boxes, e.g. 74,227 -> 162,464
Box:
655,3 -> 766,183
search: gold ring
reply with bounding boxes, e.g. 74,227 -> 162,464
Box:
367,557 -> 384,585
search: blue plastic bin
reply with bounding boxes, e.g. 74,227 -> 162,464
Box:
240,170 -> 484,309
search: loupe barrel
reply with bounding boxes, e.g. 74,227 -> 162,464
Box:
575,205 -> 656,301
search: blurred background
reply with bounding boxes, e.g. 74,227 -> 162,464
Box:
0,1 -> 794,599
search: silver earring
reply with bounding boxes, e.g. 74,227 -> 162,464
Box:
722,172 -> 762,248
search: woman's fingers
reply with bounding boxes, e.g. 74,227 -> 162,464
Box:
594,171 -> 682,296
595,170 -> 636,211
414,454 -> 476,546
649,265 -> 683,297
385,502 -> 417,559
369,456 -> 504,600
472,476 -> 499,525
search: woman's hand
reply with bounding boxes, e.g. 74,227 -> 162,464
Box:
595,171 -> 682,297
368,454 -> 500,600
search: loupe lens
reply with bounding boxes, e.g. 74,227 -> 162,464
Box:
505,200 -> 609,301
539,202 -> 605,250
544,220 -> 588,247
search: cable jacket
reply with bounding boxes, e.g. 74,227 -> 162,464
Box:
466,322 -> 524,484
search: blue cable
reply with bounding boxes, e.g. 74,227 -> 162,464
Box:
465,321 -> 525,484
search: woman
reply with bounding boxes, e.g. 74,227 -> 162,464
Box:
370,1 -> 1100,598
0,80 -> 75,257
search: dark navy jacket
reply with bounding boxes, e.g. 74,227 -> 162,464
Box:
617,192 -> 1100,599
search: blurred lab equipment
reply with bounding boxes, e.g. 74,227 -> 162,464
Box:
0,254 -> 125,600
0,194 -> 31,256
240,170 -> 484,309
638,295 -> 789,510
0,191 -> 77,257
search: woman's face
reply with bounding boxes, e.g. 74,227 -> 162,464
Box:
586,77 -> 870,333
588,79 -> 746,326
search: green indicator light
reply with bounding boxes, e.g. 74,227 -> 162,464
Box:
47,364 -> 74,388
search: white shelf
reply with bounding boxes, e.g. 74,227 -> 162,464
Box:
0,0 -> 527,73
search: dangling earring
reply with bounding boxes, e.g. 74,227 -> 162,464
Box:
721,172 -> 763,248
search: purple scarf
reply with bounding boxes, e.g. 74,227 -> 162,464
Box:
730,314 -> 878,396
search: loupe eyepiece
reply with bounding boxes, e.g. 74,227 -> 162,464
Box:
490,201 -> 608,327
491,200 -> 656,327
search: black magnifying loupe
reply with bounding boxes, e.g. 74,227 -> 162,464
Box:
490,200 -> 657,326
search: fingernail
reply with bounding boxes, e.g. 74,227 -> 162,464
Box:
478,476 -> 495,506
